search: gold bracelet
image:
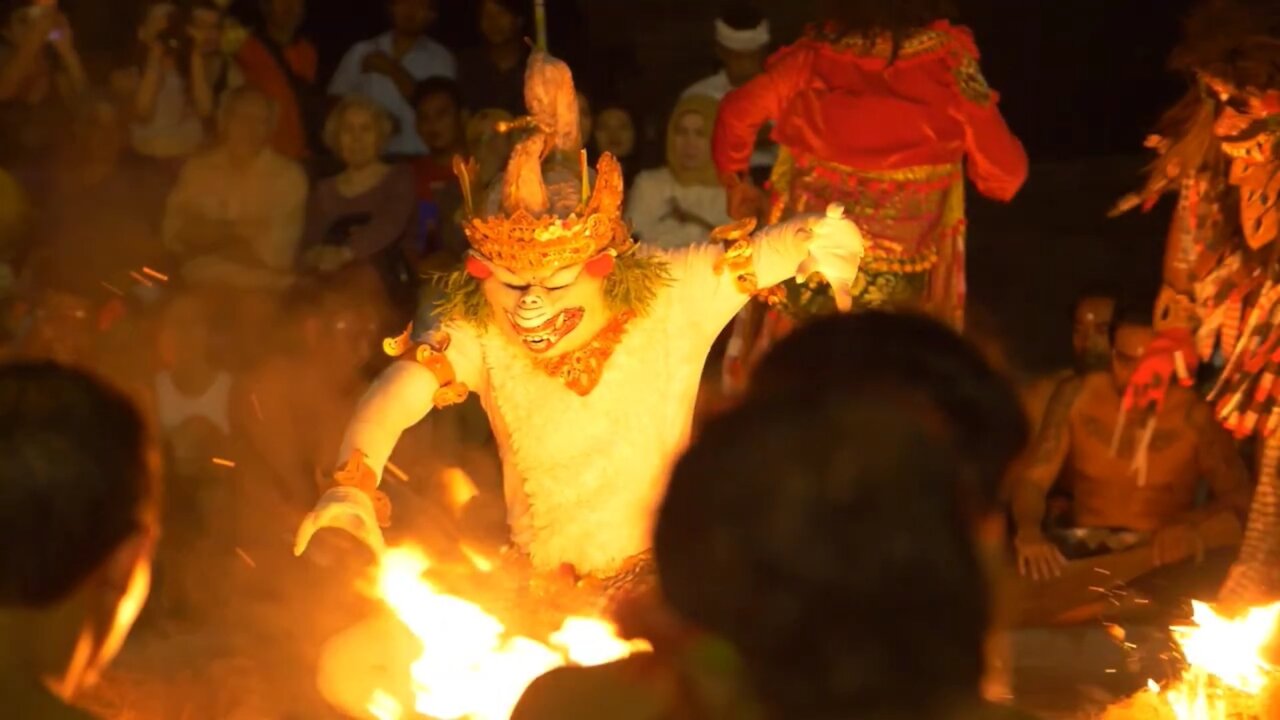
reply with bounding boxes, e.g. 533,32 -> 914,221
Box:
332,450 -> 392,528
711,217 -> 760,295
416,344 -> 470,409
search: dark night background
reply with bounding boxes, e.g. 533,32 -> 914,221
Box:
62,0 -> 1196,374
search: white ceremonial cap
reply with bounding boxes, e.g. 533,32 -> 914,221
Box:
715,17 -> 771,52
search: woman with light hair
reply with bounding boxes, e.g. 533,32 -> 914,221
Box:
302,95 -> 417,321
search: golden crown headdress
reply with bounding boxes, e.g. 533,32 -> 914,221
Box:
454,52 -> 632,275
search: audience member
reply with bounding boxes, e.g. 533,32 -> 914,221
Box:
112,1 -> 241,164
1012,303 -> 1253,621
236,274 -> 385,509
593,102 -> 639,185
302,96 -> 416,319
456,0 -> 529,116
145,291 -> 240,621
235,0 -> 320,160
683,1 -> 769,101
4,284 -> 100,366
163,86 -> 306,292
32,94 -> 167,296
0,362 -> 158,719
0,166 -> 29,300
0,2 -> 87,165
410,76 -> 469,262
152,292 -> 233,476
626,94 -> 729,248
329,0 -> 455,157
465,106 -> 513,187
683,1 -> 774,181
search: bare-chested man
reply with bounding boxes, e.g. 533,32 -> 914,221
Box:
1013,308 -> 1252,586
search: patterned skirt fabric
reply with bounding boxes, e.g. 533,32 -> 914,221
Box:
765,150 -> 966,325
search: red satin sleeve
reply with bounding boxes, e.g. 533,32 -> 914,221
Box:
940,27 -> 1028,201
712,46 -> 814,180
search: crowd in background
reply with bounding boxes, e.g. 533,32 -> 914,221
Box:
0,0 -> 772,587
0,0 -> 773,709
1,0 -> 1274,718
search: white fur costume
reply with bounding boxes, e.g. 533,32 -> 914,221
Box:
336,221 -> 845,575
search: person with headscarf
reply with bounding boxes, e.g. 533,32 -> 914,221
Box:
625,95 -> 730,249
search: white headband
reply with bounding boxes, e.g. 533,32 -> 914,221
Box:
715,18 -> 770,52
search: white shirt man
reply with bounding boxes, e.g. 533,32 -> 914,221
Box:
682,13 -> 775,174
329,33 -> 456,156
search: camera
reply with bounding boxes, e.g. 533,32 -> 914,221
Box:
157,6 -> 194,60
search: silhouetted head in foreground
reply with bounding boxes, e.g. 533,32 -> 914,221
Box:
657,312 -> 1027,719
0,362 -> 158,715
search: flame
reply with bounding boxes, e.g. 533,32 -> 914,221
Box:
441,467 -> 480,515
1110,600 -> 1280,719
357,546 -> 649,720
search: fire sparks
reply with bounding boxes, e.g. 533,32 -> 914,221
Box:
344,546 -> 649,720
1107,600 -> 1280,719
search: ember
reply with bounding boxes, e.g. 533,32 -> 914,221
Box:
321,546 -> 650,720
1104,601 -> 1280,719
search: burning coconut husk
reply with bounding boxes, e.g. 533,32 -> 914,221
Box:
1102,601 -> 1280,719
318,545 -> 652,720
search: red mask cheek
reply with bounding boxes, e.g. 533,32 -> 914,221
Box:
465,255 -> 493,280
585,254 -> 615,278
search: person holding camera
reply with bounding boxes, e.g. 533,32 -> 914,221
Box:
0,1 -> 87,165
113,1 -> 242,164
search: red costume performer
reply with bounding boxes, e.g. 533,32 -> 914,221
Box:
713,16 -> 1027,333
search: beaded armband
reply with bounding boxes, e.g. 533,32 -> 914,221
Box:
711,218 -> 760,294
383,325 -> 471,409
333,449 -> 392,528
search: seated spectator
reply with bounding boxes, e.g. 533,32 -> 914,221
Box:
111,1 -> 242,164
0,362 -> 158,718
593,102 -> 640,186
146,291 -> 242,622
456,0 -> 529,116
32,94 -> 168,296
1012,303 -> 1253,623
0,2 -> 86,166
153,292 -> 233,477
626,95 -> 730,248
301,96 -> 416,320
514,312 -> 1032,720
163,86 -> 306,292
236,272 -> 386,510
235,0 -> 320,160
409,76 -> 469,262
329,0 -> 456,157
0,166 -> 30,299
3,283 -> 100,367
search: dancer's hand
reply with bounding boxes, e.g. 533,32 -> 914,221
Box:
295,486 -> 386,557
796,203 -> 864,312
